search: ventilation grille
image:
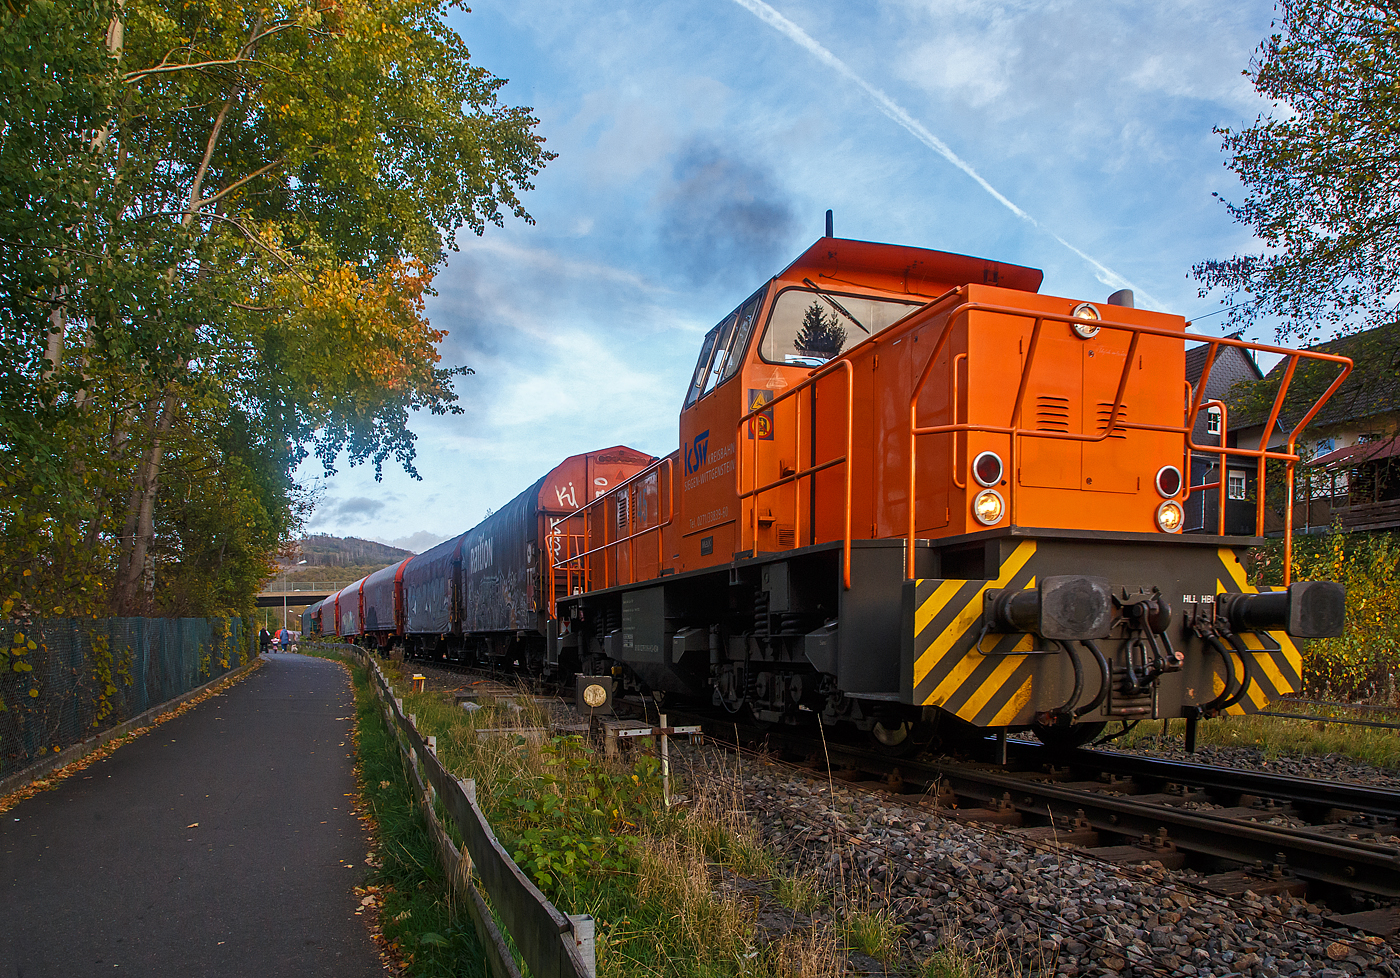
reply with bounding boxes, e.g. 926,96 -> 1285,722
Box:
616,491 -> 629,530
1094,402 -> 1129,439
1034,395 -> 1070,432
777,525 -> 796,549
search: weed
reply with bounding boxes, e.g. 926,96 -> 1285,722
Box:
762,923 -> 843,978
918,932 -> 1028,978
773,872 -> 822,913
1119,713 -> 1400,770
843,905 -> 904,962
922,945 -> 984,978
350,663 -> 487,977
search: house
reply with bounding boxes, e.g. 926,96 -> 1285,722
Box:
1183,338 -> 1264,535
1226,323 -> 1400,534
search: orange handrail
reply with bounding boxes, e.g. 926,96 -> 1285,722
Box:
904,300 -> 1352,579
545,457 -> 675,616
735,358 -> 855,588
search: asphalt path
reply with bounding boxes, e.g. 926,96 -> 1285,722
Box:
0,652 -> 383,977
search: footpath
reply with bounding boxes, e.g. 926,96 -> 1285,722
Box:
0,652 -> 383,978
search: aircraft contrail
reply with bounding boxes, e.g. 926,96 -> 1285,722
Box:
727,0 -> 1162,308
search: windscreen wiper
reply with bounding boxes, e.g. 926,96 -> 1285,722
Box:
803,278 -> 869,335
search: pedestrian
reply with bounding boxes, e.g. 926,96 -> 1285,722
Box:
259,627 -> 271,654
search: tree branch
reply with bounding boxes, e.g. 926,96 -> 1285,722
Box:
195,157 -> 285,211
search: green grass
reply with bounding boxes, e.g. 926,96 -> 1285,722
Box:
921,946 -> 990,978
376,660 -> 767,978
842,906 -> 904,962
361,655 -> 1021,977
1118,711 -> 1400,770
351,663 -> 489,977
773,872 -> 823,913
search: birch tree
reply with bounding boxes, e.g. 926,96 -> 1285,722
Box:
1194,0 -> 1400,344
2,0 -> 552,615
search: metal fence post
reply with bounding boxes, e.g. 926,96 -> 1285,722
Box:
659,713 -> 671,808
567,915 -> 596,978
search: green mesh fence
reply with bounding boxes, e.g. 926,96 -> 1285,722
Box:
0,617 -> 252,777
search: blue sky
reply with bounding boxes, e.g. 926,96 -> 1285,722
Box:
303,0 -> 1280,553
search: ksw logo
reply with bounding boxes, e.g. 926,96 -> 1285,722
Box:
684,429 -> 710,475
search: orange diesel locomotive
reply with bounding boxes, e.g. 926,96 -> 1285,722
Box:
546,235 -> 1349,751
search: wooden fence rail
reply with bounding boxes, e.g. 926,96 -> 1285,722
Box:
351,647 -> 594,978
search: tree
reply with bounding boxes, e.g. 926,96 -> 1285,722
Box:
1,0 -> 552,617
1194,0 -> 1400,344
0,0 -> 119,620
794,300 -> 846,359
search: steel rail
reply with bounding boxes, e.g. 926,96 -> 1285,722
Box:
867,747 -> 1400,898
1065,746 -> 1400,818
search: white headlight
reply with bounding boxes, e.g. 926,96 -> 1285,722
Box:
1071,302 -> 1101,339
973,489 -> 1005,526
1156,500 -> 1184,533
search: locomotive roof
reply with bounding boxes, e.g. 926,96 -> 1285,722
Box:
779,237 -> 1044,297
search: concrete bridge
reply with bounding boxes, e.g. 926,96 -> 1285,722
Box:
254,581 -> 353,609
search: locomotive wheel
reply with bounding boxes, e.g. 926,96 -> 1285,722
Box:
1032,720 -> 1106,753
869,720 -> 934,757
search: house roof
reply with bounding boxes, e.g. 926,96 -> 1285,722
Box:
1227,322 -> 1397,431
1310,434 -> 1400,469
1185,338 -> 1264,442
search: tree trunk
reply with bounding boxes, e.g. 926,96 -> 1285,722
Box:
112,389 -> 176,614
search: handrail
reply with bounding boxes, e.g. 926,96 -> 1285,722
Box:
1184,398 -> 1231,537
735,359 -> 854,588
904,300 -> 1352,579
545,457 -> 675,615
261,580 -> 358,593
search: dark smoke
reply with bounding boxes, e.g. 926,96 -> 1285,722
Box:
658,140 -> 798,286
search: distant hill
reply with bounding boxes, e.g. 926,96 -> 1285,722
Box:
289,535 -> 414,568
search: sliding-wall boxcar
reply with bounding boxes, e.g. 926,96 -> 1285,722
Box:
300,599 -> 322,636
362,557 -> 413,646
335,580 -> 363,638
401,447 -> 653,664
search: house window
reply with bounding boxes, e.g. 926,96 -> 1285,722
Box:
1227,470 -> 1248,500
1316,437 -> 1335,455
1206,408 -> 1221,435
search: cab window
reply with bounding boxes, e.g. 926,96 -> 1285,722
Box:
758,288 -> 922,366
719,288 -> 766,385
701,311 -> 740,397
685,285 -> 768,406
684,327 -> 721,408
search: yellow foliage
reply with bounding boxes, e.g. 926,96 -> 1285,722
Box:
1279,530 -> 1400,702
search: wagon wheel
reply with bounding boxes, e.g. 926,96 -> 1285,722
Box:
869,720 -> 936,757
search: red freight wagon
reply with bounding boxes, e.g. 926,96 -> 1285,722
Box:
362,557 -> 413,645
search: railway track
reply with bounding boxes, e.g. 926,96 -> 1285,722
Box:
697,720 -> 1400,930
387,655 -> 1400,932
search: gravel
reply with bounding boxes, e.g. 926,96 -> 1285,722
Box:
677,744 -> 1400,978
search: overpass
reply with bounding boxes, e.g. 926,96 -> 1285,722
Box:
254,581 -> 354,609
